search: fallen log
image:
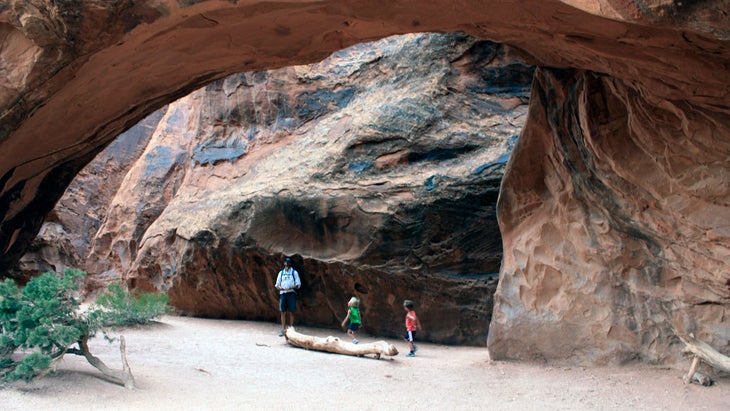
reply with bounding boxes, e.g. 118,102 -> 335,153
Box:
676,333 -> 730,373
676,332 -> 730,386
284,328 -> 398,359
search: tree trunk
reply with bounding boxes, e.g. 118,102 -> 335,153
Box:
78,334 -> 136,389
284,328 -> 399,358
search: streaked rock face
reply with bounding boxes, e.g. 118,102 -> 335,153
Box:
24,33 -> 529,345
1,1 -> 728,363
18,111 -> 165,278
490,69 -> 730,364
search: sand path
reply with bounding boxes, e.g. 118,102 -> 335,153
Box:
1,316 -> 728,410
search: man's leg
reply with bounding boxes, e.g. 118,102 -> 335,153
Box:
279,312 -> 287,336
279,294 -> 287,336
287,293 -> 296,328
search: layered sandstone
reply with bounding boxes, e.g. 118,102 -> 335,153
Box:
18,110 -> 165,278
33,33 -> 527,345
491,69 -> 730,364
1,1 -> 729,364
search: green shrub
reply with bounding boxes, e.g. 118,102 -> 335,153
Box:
0,268 -> 86,382
0,268 -> 168,385
92,283 -> 170,327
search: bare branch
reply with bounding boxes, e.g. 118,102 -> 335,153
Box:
676,333 -> 730,374
284,327 -> 398,359
78,334 -> 136,389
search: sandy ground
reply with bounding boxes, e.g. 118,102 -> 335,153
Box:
1,316 -> 728,411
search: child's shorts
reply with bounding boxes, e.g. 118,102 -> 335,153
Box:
348,323 -> 361,331
404,330 -> 416,342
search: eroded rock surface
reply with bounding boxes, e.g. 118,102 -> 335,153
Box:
18,111 -> 164,279
1,1 -> 729,363
490,69 -> 730,364
27,33 -> 529,345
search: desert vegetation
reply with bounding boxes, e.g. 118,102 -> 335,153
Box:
0,269 -> 168,388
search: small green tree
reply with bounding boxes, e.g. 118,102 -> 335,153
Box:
91,283 -> 169,327
0,268 -> 169,388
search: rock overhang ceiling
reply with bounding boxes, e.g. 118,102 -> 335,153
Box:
0,1 -> 728,365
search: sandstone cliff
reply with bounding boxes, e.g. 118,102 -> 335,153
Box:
25,33 -> 530,346
1,1 -> 728,365
18,110 -> 165,278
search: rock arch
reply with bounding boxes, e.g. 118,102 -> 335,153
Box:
1,1 -> 728,364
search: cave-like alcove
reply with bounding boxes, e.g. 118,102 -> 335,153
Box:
1,1 -> 728,367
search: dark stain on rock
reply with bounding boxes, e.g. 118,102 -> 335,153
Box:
275,25 -> 291,36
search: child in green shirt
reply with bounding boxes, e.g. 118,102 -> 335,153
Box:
341,296 -> 362,344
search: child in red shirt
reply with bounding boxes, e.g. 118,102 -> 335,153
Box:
403,300 -> 421,357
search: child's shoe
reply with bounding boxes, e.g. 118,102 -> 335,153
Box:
352,338 -> 359,344
406,351 -> 415,357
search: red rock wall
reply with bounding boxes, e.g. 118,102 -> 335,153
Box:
3,1 -> 727,276
17,110 -> 164,280
36,33 -> 524,346
490,69 -> 730,364
1,0 -> 729,364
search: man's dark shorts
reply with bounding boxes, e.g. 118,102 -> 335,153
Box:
404,330 -> 416,342
279,292 -> 297,313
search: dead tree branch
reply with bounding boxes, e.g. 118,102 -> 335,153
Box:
677,333 -> 730,373
77,334 -> 136,389
284,328 -> 398,359
676,332 -> 730,386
